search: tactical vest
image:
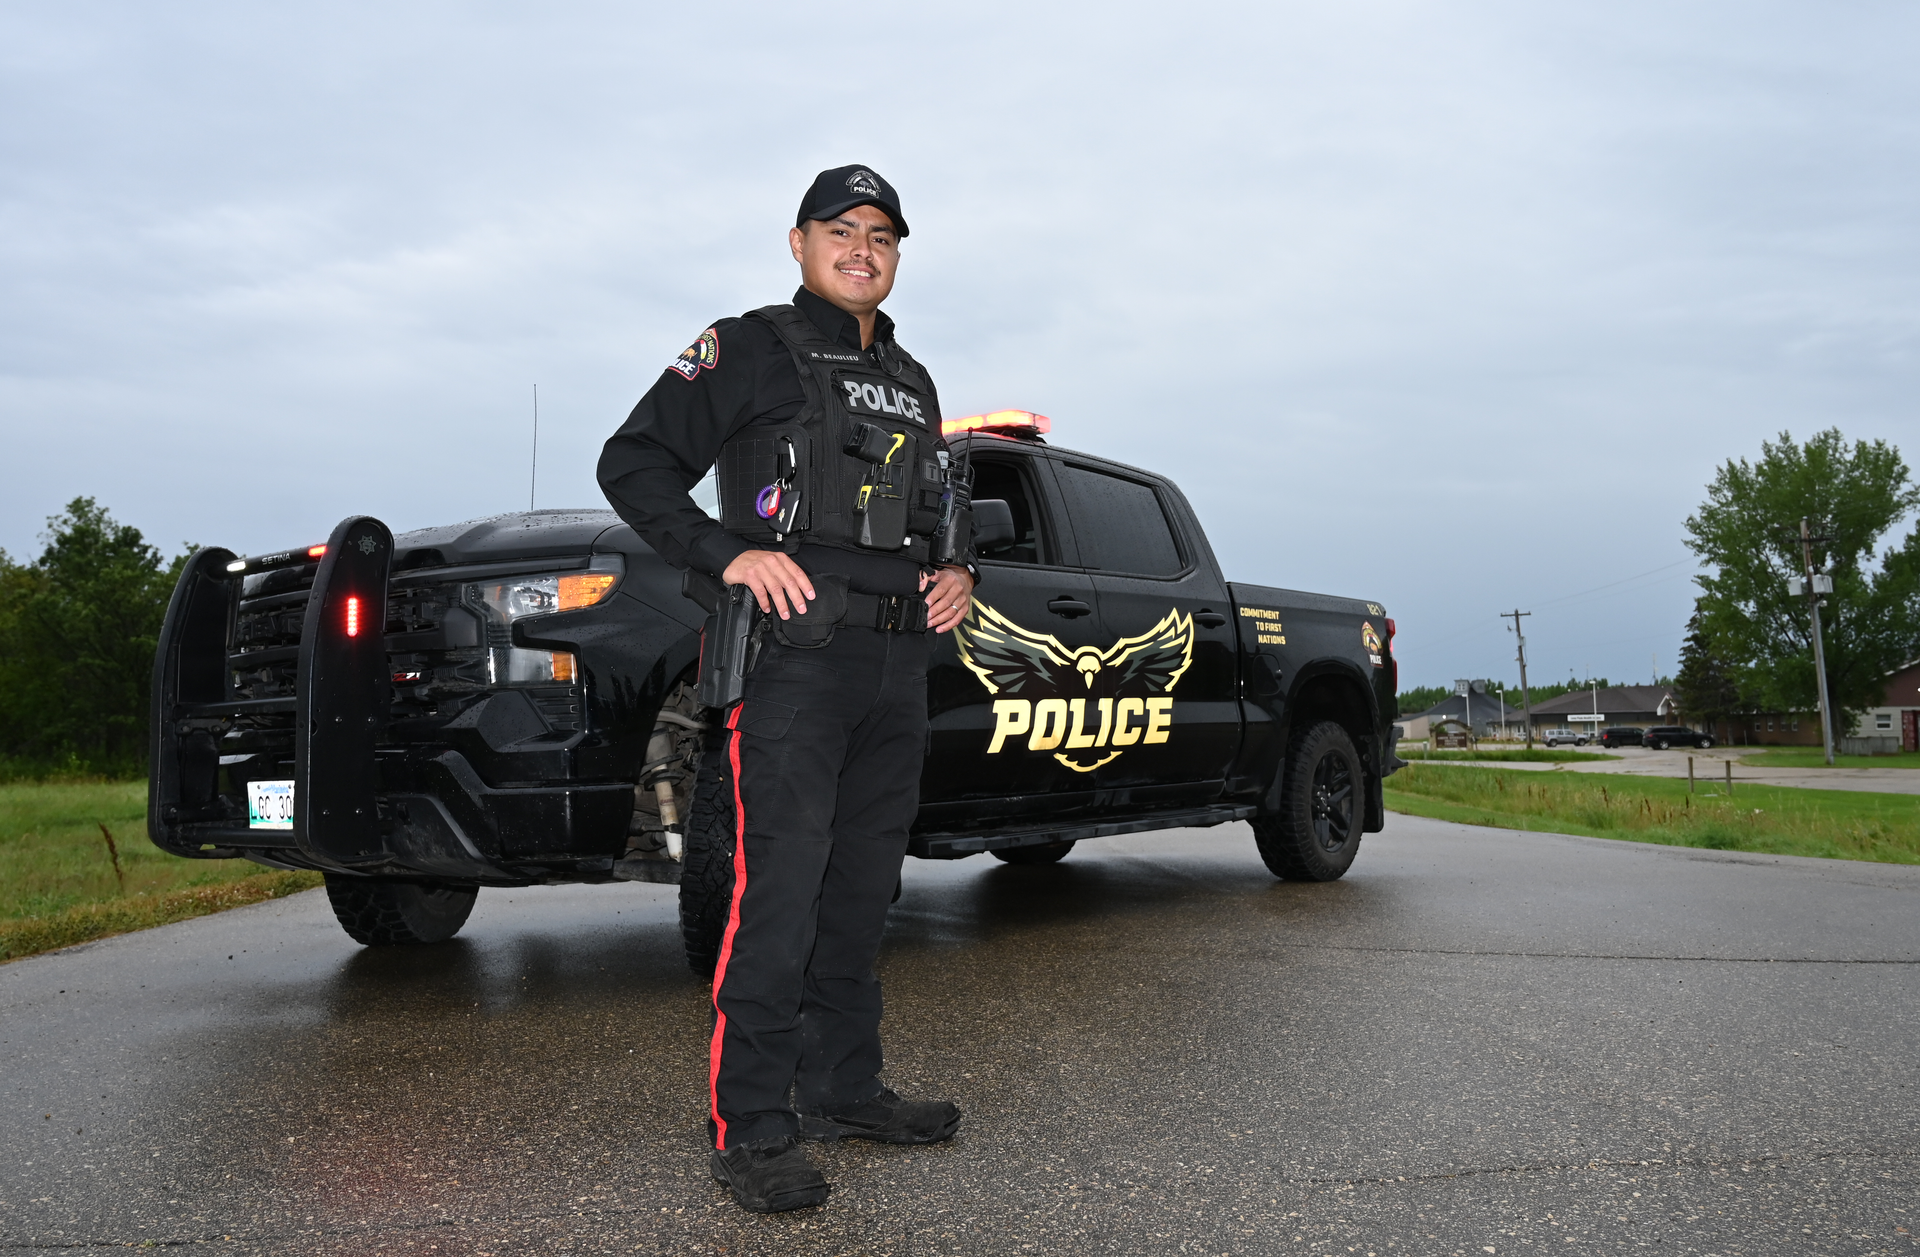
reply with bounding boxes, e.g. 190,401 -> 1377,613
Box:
715,304 -> 947,563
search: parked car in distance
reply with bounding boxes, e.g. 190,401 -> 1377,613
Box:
1599,726 -> 1645,748
1542,730 -> 1589,747
1642,725 -> 1715,750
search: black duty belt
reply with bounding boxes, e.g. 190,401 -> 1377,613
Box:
845,591 -> 929,633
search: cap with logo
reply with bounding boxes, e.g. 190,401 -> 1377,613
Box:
796,165 -> 908,238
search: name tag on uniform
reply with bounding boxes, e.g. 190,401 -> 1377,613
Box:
836,373 -> 931,426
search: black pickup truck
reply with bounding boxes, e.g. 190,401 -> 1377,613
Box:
150,413 -> 1403,971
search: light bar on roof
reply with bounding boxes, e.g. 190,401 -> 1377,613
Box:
940,409 -> 1051,439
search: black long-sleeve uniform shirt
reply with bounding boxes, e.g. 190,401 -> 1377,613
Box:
598,287 -> 960,598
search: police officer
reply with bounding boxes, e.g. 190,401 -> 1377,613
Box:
597,165 -> 975,1213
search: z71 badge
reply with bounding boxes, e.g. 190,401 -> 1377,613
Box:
956,603 -> 1193,772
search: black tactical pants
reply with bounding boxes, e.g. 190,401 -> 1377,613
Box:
707,624 -> 932,1149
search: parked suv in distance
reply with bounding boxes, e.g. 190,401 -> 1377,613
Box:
1642,725 -> 1715,750
1599,726 -> 1645,748
1542,730 -> 1589,747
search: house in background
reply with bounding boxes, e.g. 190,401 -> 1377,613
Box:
1528,686 -> 1677,738
1847,658 -> 1920,754
1705,712 -> 1821,747
1701,661 -> 1920,752
1400,691 -> 1530,740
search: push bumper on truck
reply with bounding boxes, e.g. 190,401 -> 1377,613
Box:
148,515 -> 652,886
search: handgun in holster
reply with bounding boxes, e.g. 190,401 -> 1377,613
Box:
682,568 -> 764,710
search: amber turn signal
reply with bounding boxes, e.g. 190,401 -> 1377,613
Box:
558,573 -> 618,609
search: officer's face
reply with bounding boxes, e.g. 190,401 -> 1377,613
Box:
790,206 -> 898,315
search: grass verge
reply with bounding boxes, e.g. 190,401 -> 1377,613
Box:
1382,762 -> 1920,864
2,781 -> 324,963
1735,748 -> 1920,770
1396,747 -> 1618,764
0,871 -> 324,962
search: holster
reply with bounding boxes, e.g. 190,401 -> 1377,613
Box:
683,569 -> 764,709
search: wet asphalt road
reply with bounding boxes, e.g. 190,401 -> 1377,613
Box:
4,815 -> 1918,1256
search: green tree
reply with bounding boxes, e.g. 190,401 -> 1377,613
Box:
1684,429 -> 1920,744
1673,608 -> 1743,730
0,499 -> 187,776
1524,678 -> 1617,705
1397,684 -> 1451,715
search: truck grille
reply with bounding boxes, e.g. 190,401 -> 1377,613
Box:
215,562 -> 584,746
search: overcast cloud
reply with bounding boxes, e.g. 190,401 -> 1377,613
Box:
2,1 -> 1915,692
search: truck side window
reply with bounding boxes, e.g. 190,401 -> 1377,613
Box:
970,457 -> 1048,565
1055,463 -> 1184,576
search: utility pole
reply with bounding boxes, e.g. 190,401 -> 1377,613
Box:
1504,610 -> 1534,749
1800,516 -> 1837,766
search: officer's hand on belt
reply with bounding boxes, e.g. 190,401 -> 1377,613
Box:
920,566 -> 973,634
723,550 -> 816,619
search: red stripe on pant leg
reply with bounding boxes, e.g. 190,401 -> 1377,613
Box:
707,704 -> 751,1149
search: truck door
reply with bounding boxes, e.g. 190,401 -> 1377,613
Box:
920,441 -> 1105,827
1046,459 -> 1242,805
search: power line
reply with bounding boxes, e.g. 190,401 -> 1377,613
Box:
1532,558 -> 1694,609
1397,561 -> 1697,657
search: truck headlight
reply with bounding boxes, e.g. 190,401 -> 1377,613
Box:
470,566 -> 619,685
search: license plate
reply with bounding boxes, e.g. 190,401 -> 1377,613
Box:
247,780 -> 295,830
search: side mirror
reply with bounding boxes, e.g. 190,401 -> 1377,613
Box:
972,499 -> 1017,552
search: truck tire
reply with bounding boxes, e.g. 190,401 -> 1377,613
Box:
324,877 -> 477,945
992,840 -> 1075,865
678,740 -> 737,979
1252,720 -> 1363,882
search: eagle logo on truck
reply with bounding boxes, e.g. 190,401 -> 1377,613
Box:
955,603 -> 1194,773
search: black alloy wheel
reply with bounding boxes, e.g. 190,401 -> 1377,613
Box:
1308,746 -> 1356,851
1251,720 -> 1365,881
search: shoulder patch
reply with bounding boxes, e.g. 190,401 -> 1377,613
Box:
667,327 -> 720,381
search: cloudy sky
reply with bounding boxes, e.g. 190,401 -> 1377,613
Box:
3,1 -> 1915,693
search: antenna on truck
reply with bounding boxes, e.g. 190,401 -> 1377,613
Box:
529,384 -> 539,511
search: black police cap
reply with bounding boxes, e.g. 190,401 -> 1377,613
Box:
796,165 -> 908,238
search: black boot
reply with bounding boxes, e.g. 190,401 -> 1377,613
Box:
709,1137 -> 830,1212
798,1088 -> 960,1145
